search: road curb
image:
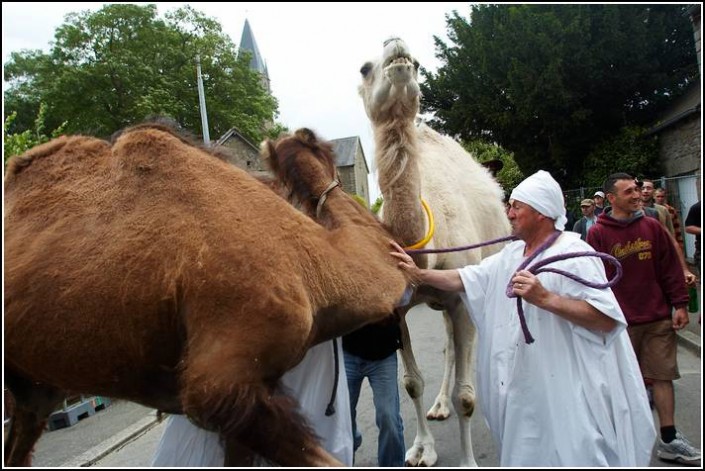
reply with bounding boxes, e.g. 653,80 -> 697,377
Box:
60,411 -> 161,467
677,330 -> 701,358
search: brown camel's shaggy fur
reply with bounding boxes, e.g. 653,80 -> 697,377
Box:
4,125 -> 408,466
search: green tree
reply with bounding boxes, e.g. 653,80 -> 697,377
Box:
581,126 -> 660,188
371,196 -> 384,215
4,4 -> 279,143
4,104 -> 67,167
463,139 -> 524,194
422,4 -> 697,186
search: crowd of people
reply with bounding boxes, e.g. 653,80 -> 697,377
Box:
149,170 -> 700,467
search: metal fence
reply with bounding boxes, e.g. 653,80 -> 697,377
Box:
564,174 -> 701,260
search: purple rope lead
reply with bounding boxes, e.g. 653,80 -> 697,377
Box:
506,248 -> 623,344
406,234 -> 519,255
408,231 -> 623,344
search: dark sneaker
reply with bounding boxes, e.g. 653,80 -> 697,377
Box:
657,432 -> 701,465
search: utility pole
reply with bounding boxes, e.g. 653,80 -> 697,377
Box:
196,54 -> 210,146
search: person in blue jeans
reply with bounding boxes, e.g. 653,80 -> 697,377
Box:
343,319 -> 405,467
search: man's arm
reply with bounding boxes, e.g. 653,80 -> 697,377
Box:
512,270 -> 617,332
389,241 -> 464,292
685,225 -> 701,236
684,202 -> 700,236
663,222 -> 696,285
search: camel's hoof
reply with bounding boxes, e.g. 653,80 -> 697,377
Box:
405,444 -> 438,467
460,457 -> 479,467
426,401 -> 451,421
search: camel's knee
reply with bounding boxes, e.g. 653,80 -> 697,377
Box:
403,375 -> 424,399
181,380 -> 262,437
452,384 -> 475,417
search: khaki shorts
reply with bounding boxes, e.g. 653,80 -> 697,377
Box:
627,318 -> 680,381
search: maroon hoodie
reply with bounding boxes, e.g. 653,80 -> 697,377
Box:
587,209 -> 688,325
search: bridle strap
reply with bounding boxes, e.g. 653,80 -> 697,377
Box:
316,180 -> 340,218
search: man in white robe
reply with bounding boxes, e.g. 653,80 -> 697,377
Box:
390,170 -> 656,466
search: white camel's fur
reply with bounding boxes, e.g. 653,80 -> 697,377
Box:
359,38 -> 511,467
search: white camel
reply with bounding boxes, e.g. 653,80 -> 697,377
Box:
358,37 -> 511,467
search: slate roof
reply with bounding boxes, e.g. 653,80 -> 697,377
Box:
331,136 -> 368,173
215,127 -> 260,152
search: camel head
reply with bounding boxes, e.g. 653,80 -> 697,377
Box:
261,128 -> 338,217
358,37 -> 421,124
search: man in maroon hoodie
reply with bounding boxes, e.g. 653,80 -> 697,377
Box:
587,172 -> 699,465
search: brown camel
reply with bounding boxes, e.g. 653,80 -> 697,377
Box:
4,124 -> 408,467
359,38 -> 511,466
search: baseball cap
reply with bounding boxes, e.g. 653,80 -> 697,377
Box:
580,199 -> 594,207
593,191 -> 605,198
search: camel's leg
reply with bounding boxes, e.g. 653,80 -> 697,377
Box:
4,374 -> 64,467
449,300 -> 478,467
183,377 -> 341,467
426,310 -> 454,420
181,338 -> 342,467
223,439 -> 256,466
398,313 -> 438,467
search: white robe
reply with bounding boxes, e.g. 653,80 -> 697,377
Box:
458,232 -> 655,466
151,339 -> 353,466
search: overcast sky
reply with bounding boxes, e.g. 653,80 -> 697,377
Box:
2,2 -> 471,199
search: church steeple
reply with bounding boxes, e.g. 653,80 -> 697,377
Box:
239,19 -> 270,93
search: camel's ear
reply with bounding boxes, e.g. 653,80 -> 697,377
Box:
294,128 -> 317,146
260,140 -> 279,175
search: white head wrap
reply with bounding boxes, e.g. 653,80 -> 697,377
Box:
510,170 -> 567,231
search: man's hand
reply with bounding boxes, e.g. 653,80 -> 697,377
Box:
511,270 -> 549,306
672,307 -> 689,330
685,270 -> 697,286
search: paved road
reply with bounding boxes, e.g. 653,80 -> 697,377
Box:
28,303 -> 702,467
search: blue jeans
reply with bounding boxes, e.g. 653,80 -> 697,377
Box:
344,351 -> 405,467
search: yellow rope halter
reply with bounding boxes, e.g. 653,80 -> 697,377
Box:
404,198 -> 435,250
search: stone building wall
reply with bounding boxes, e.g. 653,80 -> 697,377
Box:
660,114 -> 701,177
219,139 -> 264,172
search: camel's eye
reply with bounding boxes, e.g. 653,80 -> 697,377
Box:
360,62 -> 373,77
413,59 -> 420,71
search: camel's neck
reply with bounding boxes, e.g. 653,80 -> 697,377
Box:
373,119 -> 425,247
306,190 -> 407,340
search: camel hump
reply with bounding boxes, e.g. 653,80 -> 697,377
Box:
4,135 -> 108,186
4,136 -> 69,181
110,125 -> 198,175
113,121 -> 236,172
114,121 -> 195,147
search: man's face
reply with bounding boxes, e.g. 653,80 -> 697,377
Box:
507,199 -> 543,239
641,181 -> 654,203
654,190 -> 666,205
581,204 -> 595,217
593,195 -> 604,207
609,179 -> 642,214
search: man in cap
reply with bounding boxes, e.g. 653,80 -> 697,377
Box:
593,190 -> 606,216
390,170 -> 655,466
572,198 -> 597,240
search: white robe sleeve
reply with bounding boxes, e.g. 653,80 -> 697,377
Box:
457,247 -> 508,329
558,246 -> 628,347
